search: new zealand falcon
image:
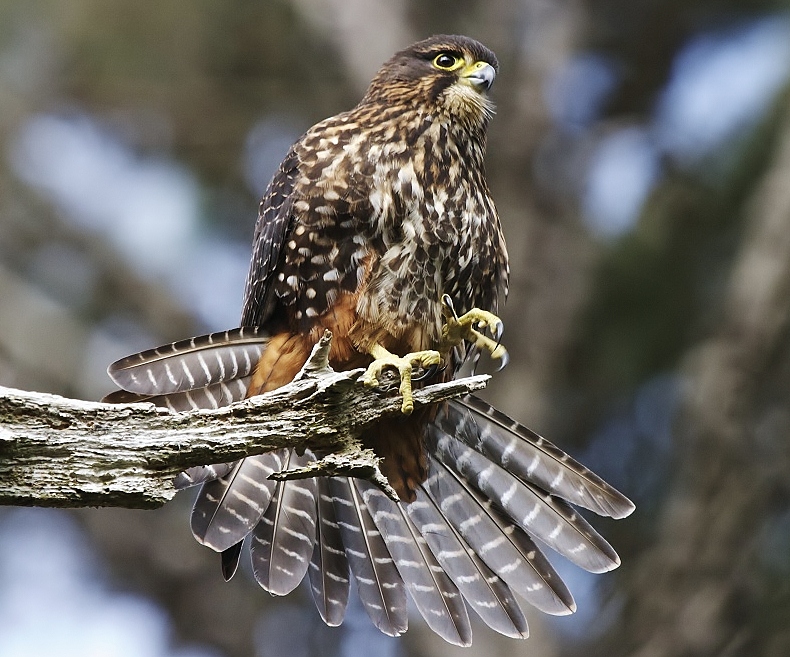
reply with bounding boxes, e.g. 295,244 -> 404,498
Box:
105,35 -> 634,645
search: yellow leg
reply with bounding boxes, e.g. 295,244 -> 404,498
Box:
362,344 -> 441,414
440,295 -> 509,367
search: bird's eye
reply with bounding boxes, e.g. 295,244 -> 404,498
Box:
433,53 -> 462,71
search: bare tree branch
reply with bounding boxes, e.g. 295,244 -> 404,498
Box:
0,333 -> 488,510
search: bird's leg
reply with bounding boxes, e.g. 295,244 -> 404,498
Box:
439,294 -> 509,369
362,343 -> 442,415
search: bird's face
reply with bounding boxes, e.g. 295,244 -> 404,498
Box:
363,35 -> 499,129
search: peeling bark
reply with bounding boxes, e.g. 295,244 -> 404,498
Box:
0,335 -> 488,509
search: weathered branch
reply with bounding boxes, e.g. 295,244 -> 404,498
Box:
0,333 -> 488,509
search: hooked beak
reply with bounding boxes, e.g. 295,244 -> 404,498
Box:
461,61 -> 496,91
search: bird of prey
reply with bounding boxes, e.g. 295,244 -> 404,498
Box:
105,35 -> 634,645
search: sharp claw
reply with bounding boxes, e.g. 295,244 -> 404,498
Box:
495,349 -> 510,372
441,294 -> 458,320
412,362 -> 442,383
470,351 -> 481,376
493,320 -> 504,342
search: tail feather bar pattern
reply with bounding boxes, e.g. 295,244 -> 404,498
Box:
107,327 -> 268,396
105,329 -> 634,645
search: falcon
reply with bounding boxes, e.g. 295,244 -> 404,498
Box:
105,35 -> 634,645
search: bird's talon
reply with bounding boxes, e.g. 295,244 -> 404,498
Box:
364,345 -> 441,414
440,306 -> 508,369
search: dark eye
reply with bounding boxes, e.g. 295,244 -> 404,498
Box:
433,53 -> 462,70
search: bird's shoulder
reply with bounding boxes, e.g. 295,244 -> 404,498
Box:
259,106 -> 410,228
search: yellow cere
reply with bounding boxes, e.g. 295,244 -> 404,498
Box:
462,60 -> 490,77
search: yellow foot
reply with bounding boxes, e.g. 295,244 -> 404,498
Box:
440,294 -> 509,369
362,344 -> 442,414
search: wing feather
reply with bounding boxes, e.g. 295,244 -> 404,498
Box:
241,150 -> 299,327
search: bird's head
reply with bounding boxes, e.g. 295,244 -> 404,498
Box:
361,35 -> 499,130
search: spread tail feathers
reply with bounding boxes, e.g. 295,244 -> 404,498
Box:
104,328 -> 634,644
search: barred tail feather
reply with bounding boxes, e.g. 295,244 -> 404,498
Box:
104,372 -> 253,490
221,541 -> 244,581
107,327 -> 268,395
251,451 -> 318,596
327,477 -> 408,637
176,463 -> 237,490
191,451 -> 285,552
309,479 -> 350,626
427,424 -> 620,573
481,498 -> 576,614
102,330 -> 635,645
451,397 -> 634,519
406,488 -> 529,638
422,450 -> 576,615
102,384 -> 248,411
104,333 -> 282,556
358,480 -> 473,647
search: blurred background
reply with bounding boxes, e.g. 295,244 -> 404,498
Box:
2,1 -> 790,655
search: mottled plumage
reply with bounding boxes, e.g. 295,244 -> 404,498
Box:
105,35 -> 634,645
242,35 -> 506,361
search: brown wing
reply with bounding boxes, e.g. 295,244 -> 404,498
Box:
242,115 -> 375,338
241,150 -> 299,328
